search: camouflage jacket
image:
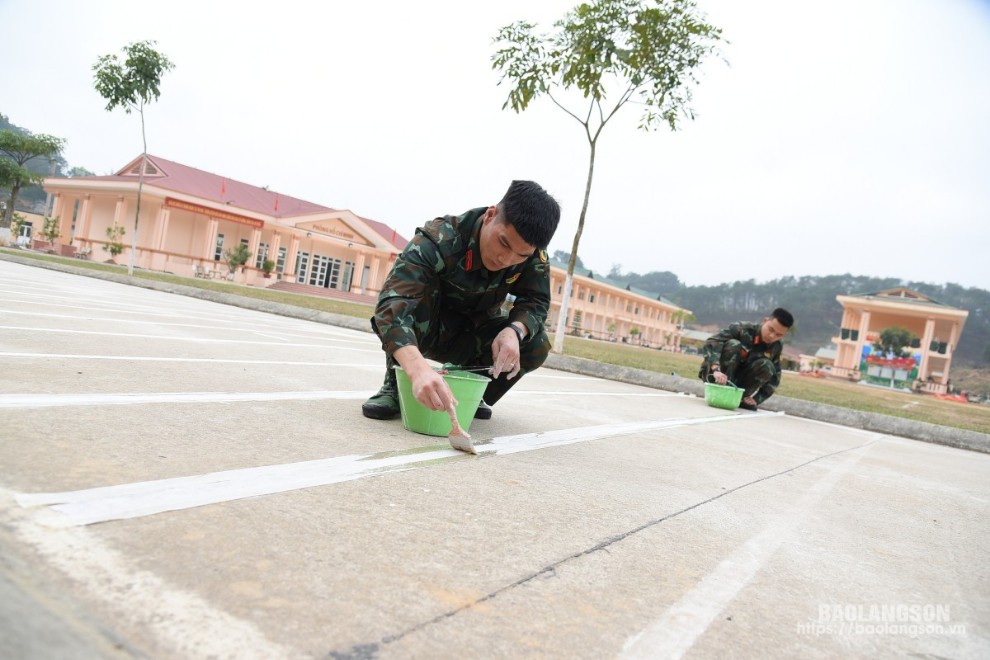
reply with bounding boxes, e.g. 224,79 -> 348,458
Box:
701,321 -> 783,402
374,207 -> 551,357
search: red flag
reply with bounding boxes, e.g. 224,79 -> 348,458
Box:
274,193 -> 279,212
390,228 -> 397,242
221,178 -> 226,196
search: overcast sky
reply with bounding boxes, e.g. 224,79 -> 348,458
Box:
2,0 -> 988,289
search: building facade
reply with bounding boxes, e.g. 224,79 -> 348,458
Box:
40,155 -> 408,294
830,288 -> 968,394
547,266 -> 688,351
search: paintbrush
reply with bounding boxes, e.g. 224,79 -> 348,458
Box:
446,400 -> 476,454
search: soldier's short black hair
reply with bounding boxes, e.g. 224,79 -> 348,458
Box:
496,180 -> 560,250
771,307 -> 794,328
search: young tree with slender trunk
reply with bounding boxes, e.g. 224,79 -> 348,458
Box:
0,130 -> 65,243
492,0 -> 722,352
93,40 -> 174,275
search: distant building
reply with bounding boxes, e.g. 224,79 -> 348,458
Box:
41,154 -> 408,295
799,346 -> 837,372
831,288 -> 968,394
547,264 -> 690,351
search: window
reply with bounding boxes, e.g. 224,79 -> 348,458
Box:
296,251 -> 310,279
276,247 -> 287,273
341,261 -> 354,291
589,294 -> 595,303
254,242 -> 269,269
214,233 -> 225,261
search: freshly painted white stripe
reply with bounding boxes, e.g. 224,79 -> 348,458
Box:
620,446 -> 869,660
4,490 -> 293,659
0,390 -> 373,409
16,412 -> 778,526
0,351 -> 380,368
508,390 -> 683,397
0,325 -> 381,352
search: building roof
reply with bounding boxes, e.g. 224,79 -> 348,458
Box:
846,287 -> 954,309
815,346 -> 838,360
58,154 -> 408,250
548,259 -> 682,308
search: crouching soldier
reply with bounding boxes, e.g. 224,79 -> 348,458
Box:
699,308 -> 794,411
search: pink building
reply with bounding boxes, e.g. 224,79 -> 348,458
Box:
548,267 -> 688,350
41,155 -> 407,295
831,287 -> 968,394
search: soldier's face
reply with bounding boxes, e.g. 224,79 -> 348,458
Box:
760,318 -> 790,343
479,206 -> 536,271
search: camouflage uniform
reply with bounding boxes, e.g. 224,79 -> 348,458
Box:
698,321 -> 783,405
372,207 -> 552,406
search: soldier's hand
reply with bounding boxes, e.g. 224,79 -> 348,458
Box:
711,370 -> 728,385
412,369 -> 457,411
400,356 -> 457,412
490,327 -> 521,380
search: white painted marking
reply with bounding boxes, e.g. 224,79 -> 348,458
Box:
0,309 -> 375,345
0,325 -> 381,352
0,390 -> 373,409
0,351 -> 380,368
15,412 -> 778,526
508,390 -> 684,397
620,446 -> 869,660
3,490 -> 293,659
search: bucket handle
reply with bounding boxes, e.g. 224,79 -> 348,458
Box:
706,374 -> 739,389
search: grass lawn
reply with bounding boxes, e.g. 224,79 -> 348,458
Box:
4,248 -> 989,434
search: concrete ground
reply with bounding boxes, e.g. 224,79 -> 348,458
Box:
1,258 -> 988,659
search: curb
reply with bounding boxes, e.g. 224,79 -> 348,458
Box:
544,354 -> 990,454
4,251 -> 988,454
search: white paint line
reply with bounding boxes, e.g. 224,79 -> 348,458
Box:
16,412 -> 778,526
2,490 -> 293,659
0,388 -> 703,409
0,351 -> 381,368
0,325 -> 381,352
508,390 -> 684,397
0,309 -> 375,345
0,390 -> 373,409
620,445 -> 870,660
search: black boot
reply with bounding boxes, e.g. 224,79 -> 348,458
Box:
362,368 -> 400,420
474,400 -> 493,420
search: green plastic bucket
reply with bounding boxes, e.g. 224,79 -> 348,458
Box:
394,366 -> 490,436
704,381 -> 744,410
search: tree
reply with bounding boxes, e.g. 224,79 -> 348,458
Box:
223,243 -> 252,275
104,224 -> 126,259
68,166 -> 96,178
40,215 -> 61,247
93,40 -> 174,276
552,249 -> 585,272
493,0 -> 722,353
872,326 -> 917,359
0,130 -> 66,241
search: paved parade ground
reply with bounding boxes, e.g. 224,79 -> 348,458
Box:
1,259 -> 988,659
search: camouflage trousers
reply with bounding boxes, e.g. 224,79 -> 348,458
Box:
372,311 -> 551,405
699,339 -> 776,403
